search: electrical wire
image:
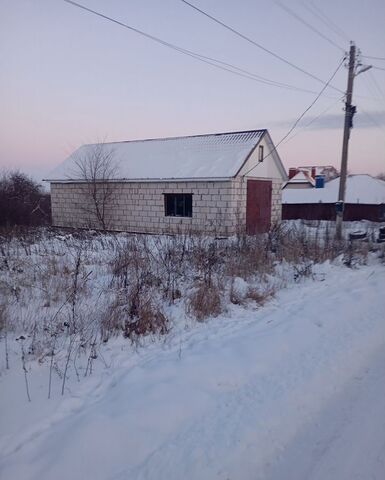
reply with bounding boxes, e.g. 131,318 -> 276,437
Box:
301,1 -> 351,43
178,0 -> 345,94
358,106 -> 384,131
372,65 -> 385,72
242,56 -> 346,176
362,55 -> 385,61
368,70 -> 385,100
274,0 -> 345,52
281,95 -> 345,145
60,0 -> 328,95
360,70 -> 385,103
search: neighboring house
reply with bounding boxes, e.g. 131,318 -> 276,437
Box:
282,174 -> 385,222
45,129 -> 287,235
283,170 -> 315,189
283,165 -> 338,189
297,165 -> 339,182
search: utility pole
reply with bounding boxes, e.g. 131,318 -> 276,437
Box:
336,42 -> 356,240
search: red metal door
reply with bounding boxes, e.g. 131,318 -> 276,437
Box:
246,179 -> 272,234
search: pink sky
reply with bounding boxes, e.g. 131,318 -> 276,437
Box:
1,0 -> 384,181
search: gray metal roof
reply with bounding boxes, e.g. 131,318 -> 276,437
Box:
46,129 -> 267,181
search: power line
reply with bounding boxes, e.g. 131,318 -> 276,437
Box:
372,65 -> 385,72
281,95 -> 345,145
302,1 -> 351,43
358,106 -> 384,131
274,0 -> 345,52
362,55 -> 385,61
368,70 -> 385,100
60,0 -> 326,95
360,69 -> 385,103
242,56 -> 346,176
178,0 -> 345,94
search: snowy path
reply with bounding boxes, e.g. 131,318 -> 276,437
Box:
1,263 -> 384,480
263,345 -> 385,480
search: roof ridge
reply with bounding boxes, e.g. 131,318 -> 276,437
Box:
84,129 -> 267,146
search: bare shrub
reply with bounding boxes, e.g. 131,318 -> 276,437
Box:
107,236 -> 169,342
100,298 -> 124,342
123,300 -> 169,341
293,262 -> 314,282
0,304 -> 6,332
0,304 -> 9,369
276,222 -> 340,265
111,237 -> 156,290
188,236 -> 223,287
103,286 -> 169,343
225,235 -> 273,280
149,234 -> 187,303
186,281 -> 223,322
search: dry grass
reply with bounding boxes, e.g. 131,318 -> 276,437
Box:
186,281 -> 223,322
1,222 -> 381,358
123,301 -> 169,340
245,287 -> 275,306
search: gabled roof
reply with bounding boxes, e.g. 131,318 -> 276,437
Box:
46,129 -> 268,182
285,170 -> 315,186
283,174 -> 385,205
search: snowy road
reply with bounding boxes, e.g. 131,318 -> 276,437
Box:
1,262 -> 384,480
264,346 -> 385,480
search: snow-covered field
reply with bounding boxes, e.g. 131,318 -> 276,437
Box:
1,223 -> 384,479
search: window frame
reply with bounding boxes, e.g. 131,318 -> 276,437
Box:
164,193 -> 193,218
258,144 -> 264,162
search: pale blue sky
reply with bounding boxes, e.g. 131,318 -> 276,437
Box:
1,0 -> 384,180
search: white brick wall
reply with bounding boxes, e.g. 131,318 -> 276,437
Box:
50,177 -> 283,235
51,181 -> 239,235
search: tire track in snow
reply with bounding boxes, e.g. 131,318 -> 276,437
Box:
111,269 -> 385,479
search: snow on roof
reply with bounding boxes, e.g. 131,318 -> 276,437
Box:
283,174 -> 385,205
46,130 -> 266,181
298,166 -> 336,175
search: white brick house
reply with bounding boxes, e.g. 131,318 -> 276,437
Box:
45,129 -> 287,236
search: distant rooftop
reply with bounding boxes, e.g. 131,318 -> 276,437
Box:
46,129 -> 267,181
283,174 -> 385,205
287,170 -> 315,185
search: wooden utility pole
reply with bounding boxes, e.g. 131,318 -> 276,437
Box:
336,43 -> 356,240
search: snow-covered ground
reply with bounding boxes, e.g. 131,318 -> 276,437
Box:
1,258 -> 384,480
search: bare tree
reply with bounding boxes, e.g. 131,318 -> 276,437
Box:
73,143 -> 118,230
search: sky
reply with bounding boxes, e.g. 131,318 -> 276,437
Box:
1,0 -> 384,182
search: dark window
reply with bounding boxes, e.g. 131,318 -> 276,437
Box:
258,145 -> 264,162
164,193 -> 193,217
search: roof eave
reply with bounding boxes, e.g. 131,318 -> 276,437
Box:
43,176 -> 234,183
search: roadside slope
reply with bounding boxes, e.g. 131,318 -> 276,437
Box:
1,262 -> 384,480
